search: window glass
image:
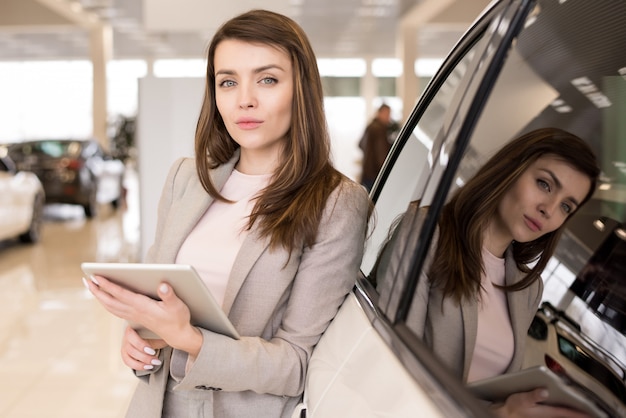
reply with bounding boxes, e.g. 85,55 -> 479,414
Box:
361,40 -> 482,277
384,0 -> 626,382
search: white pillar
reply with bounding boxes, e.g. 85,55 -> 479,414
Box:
361,56 -> 378,120
90,24 -> 112,149
397,24 -> 419,122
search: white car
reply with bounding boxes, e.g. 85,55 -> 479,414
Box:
0,151 -> 45,243
524,303 -> 626,417
295,0 -> 626,417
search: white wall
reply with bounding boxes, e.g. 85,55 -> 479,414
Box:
137,77 -> 204,259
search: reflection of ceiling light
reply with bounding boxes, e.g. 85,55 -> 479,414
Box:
616,228 -> 626,240
593,218 -> 606,231
525,5 -> 541,27
550,98 -> 572,113
571,77 -> 612,108
598,183 -> 611,191
554,105 -> 572,113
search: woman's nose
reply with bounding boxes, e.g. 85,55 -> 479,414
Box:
238,85 -> 257,109
539,199 -> 558,218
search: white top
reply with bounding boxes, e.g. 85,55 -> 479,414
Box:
176,169 -> 271,308
467,247 -> 515,382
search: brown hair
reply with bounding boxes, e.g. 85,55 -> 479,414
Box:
194,9 -> 344,252
429,127 -> 600,302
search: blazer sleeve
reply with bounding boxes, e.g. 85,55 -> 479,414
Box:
173,179 -> 371,396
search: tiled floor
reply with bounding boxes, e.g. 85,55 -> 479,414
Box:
0,171 -> 141,418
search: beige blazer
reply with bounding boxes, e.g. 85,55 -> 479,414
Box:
125,154 -> 370,418
376,202 -> 542,383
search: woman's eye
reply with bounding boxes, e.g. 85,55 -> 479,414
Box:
537,179 -> 550,191
219,80 -> 236,88
260,77 -> 278,85
561,202 -> 572,214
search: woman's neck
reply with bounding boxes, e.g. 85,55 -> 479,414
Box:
483,223 -> 512,258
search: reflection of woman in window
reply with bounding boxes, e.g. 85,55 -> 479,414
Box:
382,128 -> 599,417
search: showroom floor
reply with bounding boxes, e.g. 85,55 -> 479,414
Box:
0,169 -> 140,418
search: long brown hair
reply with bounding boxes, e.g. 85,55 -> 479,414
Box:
194,9 -> 343,252
429,127 -> 600,302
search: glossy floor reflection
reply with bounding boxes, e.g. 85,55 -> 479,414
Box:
0,171 -> 140,418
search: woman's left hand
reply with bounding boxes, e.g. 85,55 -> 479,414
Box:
491,389 -> 593,418
84,275 -> 203,356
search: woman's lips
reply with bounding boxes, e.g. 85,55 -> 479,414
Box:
236,118 -> 262,130
524,215 -> 542,232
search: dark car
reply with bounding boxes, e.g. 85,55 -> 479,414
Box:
7,139 -> 125,218
294,1 -> 626,417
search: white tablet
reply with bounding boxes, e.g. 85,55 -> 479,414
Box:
467,366 -> 608,418
81,262 -> 239,340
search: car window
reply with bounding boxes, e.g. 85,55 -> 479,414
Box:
361,42 -> 484,275
365,0 -> 626,389
361,1 -> 518,318
402,0 -> 626,332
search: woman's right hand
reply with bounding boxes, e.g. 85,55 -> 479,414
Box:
121,326 -> 168,371
491,388 -> 592,418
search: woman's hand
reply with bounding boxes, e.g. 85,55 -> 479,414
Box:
491,388 -> 593,418
83,275 -> 203,356
121,326 -> 167,371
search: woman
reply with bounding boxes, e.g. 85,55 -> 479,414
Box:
85,9 -> 370,418
376,127 -> 599,417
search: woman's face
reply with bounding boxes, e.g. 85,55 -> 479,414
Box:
214,39 -> 293,174
492,154 -> 592,247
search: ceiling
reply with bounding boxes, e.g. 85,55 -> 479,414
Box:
0,0 -> 490,62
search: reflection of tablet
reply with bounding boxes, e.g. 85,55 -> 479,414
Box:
81,262 -> 239,340
467,366 -> 607,418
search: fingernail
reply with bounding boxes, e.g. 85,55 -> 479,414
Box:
539,389 -> 549,399
144,346 -> 156,355
82,277 -> 90,289
151,359 -> 162,366
90,275 -> 99,285
143,364 -> 154,370
159,283 -> 168,294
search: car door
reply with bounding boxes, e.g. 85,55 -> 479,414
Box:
300,0 -> 626,417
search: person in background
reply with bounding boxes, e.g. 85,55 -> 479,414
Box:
84,9 -> 371,418
359,103 -> 395,191
374,127 -> 599,417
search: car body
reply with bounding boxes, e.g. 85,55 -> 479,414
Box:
524,302 -> 626,417
7,139 -> 125,218
295,1 -> 626,417
0,151 -> 45,243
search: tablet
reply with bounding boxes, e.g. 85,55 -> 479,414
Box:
467,366 -> 607,418
81,262 -> 240,340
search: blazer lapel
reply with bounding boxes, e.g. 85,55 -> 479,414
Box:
221,228 -> 271,315
461,297 -> 478,380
